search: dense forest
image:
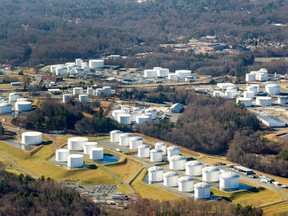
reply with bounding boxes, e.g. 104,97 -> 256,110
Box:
0,0 -> 287,74
139,91 -> 288,177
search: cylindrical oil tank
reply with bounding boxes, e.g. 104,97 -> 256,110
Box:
79,94 -> 88,103
144,69 -> 157,78
265,84 -> 280,95
145,108 -> 157,120
121,107 -> 130,114
67,154 -> 84,168
73,87 -> 83,96
169,155 -> 186,170
185,160 -> 203,176
255,96 -> 272,106
129,136 -> 144,149
112,109 -> 126,120
168,73 -> 179,81
148,166 -> 164,183
83,142 -> 97,154
17,98 -> 28,102
21,131 -> 42,145
245,73 -> 256,82
136,115 -> 151,124
67,137 -> 88,150
178,176 -> 194,192
15,101 -> 32,111
247,85 -> 259,95
119,133 -> 133,146
163,171 -> 179,187
167,146 -> 180,160
225,90 -> 236,99
137,144 -> 150,158
175,70 -> 192,78
9,92 -> 18,103
257,72 -> 267,82
0,102 -> 12,114
63,94 -> 71,103
117,114 -> 131,125
154,67 -> 169,78
202,166 -> 220,182
194,182 -> 211,199
55,149 -> 70,162
150,149 -> 163,162
87,87 -> 94,96
278,96 -> 288,105
243,91 -> 254,98
89,147 -> 104,160
219,172 -> 240,191
103,86 -> 111,96
213,91 -> 221,97
110,130 -> 123,142
89,59 -> 104,69
75,58 -> 83,66
236,98 -> 252,107
155,142 -> 167,155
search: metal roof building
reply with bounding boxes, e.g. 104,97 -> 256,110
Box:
234,166 -> 254,175
169,103 -> 184,113
255,112 -> 286,128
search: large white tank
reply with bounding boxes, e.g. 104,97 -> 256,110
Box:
75,58 -> 83,66
194,182 -> 211,199
257,72 -> 267,82
55,66 -> 68,76
136,115 -> 151,124
87,87 -> 94,96
265,84 -> 280,95
278,96 -> 288,105
103,86 -> 112,96
213,91 -> 221,97
79,94 -> 88,103
178,176 -> 194,192
119,133 -> 133,146
55,149 -> 70,162
154,67 -> 169,77
63,94 -> 72,103
245,73 -> 256,82
129,136 -> 144,149
175,70 -> 192,78
137,144 -> 150,158
148,166 -> 164,183
15,101 -> 32,111
117,114 -> 131,125
185,160 -> 203,176
21,131 -> 42,145
67,137 -> 88,150
163,171 -> 179,187
168,73 -> 179,81
225,90 -> 236,99
144,69 -> 157,78
255,96 -> 272,106
121,107 -> 130,114
112,110 -> 126,120
169,155 -> 186,170
145,108 -> 157,120
110,130 -> 123,142
89,59 -> 104,69
83,142 -> 98,154
202,166 -> 220,182
67,154 -> 84,168
0,102 -> 12,114
243,91 -> 254,98
259,68 -> 268,73
9,92 -> 18,103
150,149 -> 163,162
167,146 -> 180,160
89,147 -> 104,160
155,142 -> 167,155
73,87 -> 83,96
16,98 -> 28,102
236,98 -> 252,107
247,85 -> 259,95
219,172 -> 240,191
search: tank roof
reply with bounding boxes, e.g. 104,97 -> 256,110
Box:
84,142 -> 97,146
202,166 -> 220,172
167,146 -> 179,150
178,176 -> 194,182
22,131 -> 42,136
185,160 -> 203,166
148,166 -> 164,172
138,144 -> 150,149
169,155 -> 186,161
163,171 -> 179,177
67,154 -> 83,158
194,182 -> 211,189
219,172 -> 240,179
68,137 -> 88,141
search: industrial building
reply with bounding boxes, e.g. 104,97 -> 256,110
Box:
256,112 -> 286,128
234,166 -> 254,175
169,103 -> 184,113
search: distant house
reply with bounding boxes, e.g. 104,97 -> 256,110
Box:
261,176 -> 274,184
169,103 -> 184,113
234,165 -> 254,175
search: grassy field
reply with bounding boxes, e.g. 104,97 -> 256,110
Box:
131,168 -> 182,201
262,201 -> 288,216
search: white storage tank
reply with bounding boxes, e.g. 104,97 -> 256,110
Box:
150,149 -> 163,162
73,87 -> 83,96
15,101 -> 32,111
79,94 -> 88,103
148,166 -> 164,183
89,147 -> 104,160
255,96 -> 272,106
202,166 -> 220,182
55,66 -> 68,76
185,160 -> 203,176
67,154 -> 84,168
63,94 -> 71,103
21,131 -> 42,145
129,136 -> 144,149
175,70 -> 192,78
168,73 -> 179,81
67,137 -> 88,150
121,107 -> 130,114
9,92 -> 18,103
178,176 -> 194,192
247,85 -> 259,95
243,91 -> 254,98
89,59 -> 104,69
219,172 -> 240,191
16,98 -> 28,102
110,130 -> 123,142
163,171 -> 179,187
144,69 -> 157,78
75,58 -> 83,66
278,96 -> 288,105
155,142 -> 167,155
145,108 -> 157,120
169,155 -> 186,170
194,182 -> 211,199
213,91 -> 221,97
154,67 -> 169,78
225,90 -> 236,99
55,149 -> 70,162
265,84 -> 280,95
137,144 -> 150,158
87,87 -> 94,96
136,115 -> 151,124
83,142 -> 98,154
0,102 -> 12,114
236,98 -> 252,107
245,73 -> 256,82
257,72 -> 267,82
103,86 -> 112,96
112,109 -> 126,120
117,114 -> 131,125
167,146 -> 180,160
119,133 -> 133,146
